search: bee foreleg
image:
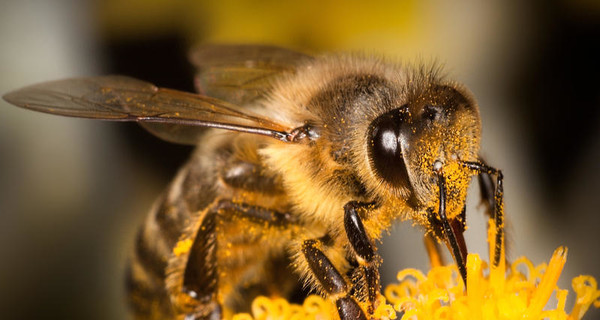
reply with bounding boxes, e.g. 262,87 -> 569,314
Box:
475,165 -> 505,267
461,160 -> 505,267
344,201 -> 381,315
478,167 -> 505,267
302,239 -> 368,320
477,166 -> 496,217
491,170 -> 504,266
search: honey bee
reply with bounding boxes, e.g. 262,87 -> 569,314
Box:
3,45 -> 504,320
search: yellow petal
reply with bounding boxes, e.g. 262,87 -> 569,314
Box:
524,247 -> 568,319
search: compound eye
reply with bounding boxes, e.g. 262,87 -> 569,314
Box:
372,119 -> 399,161
368,108 -> 410,187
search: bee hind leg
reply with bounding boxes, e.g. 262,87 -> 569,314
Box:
178,203 -> 220,320
177,200 -> 295,319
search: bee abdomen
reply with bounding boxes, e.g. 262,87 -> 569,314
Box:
125,261 -> 173,319
127,196 -> 185,318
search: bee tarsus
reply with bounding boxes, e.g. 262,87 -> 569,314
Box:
336,296 -> 368,320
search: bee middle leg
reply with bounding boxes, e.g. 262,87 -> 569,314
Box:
344,201 -> 381,314
302,239 -> 368,320
302,201 -> 381,320
176,200 -> 294,320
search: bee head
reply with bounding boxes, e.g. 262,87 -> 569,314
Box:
367,84 -> 481,220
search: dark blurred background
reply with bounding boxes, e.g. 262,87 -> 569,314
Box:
0,0 -> 598,319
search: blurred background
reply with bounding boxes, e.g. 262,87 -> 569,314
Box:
0,0 -> 598,319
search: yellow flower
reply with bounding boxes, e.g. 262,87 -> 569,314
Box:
387,246 -> 600,320
233,219 -> 600,320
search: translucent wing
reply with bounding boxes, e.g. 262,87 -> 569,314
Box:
190,44 -> 313,105
2,76 -> 294,144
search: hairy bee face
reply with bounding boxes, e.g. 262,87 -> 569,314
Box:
367,84 -> 481,219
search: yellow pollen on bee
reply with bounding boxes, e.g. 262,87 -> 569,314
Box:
173,238 -> 193,257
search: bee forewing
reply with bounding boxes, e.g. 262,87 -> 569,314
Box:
190,44 -> 313,105
2,75 -> 157,119
3,76 -> 293,144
